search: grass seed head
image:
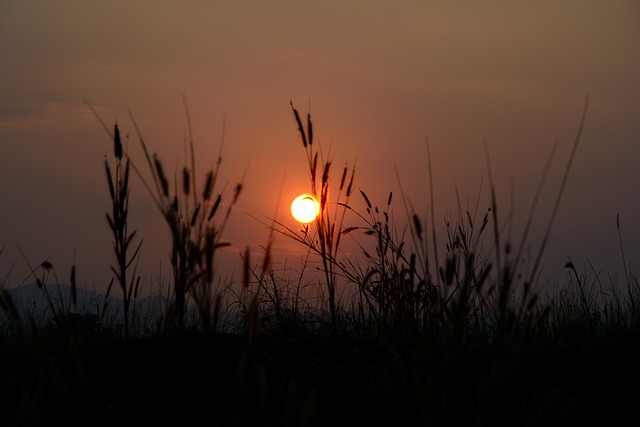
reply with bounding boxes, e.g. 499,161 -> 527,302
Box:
346,171 -> 355,197
412,214 -> 423,240
114,123 -> 122,160
153,155 -> 169,197
360,190 -> 372,210
208,195 -> 222,220
290,101 -> 307,148
203,171 -> 214,200
233,183 -> 243,203
322,162 -> 331,187
182,167 -> 190,196
339,166 -> 347,191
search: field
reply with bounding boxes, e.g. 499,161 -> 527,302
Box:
1,101 -> 639,426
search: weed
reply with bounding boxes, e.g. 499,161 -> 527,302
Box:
4,96 -> 640,426
129,100 -> 243,332
104,122 -> 143,338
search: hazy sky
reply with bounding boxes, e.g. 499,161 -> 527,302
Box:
1,1 -> 639,295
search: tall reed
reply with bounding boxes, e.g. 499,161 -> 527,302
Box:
284,103 -> 356,327
128,100 -> 241,332
104,122 -> 142,338
87,98 -> 242,332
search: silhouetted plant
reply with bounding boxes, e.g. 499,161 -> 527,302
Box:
105,122 -> 142,339
127,101 -> 242,332
269,102 -> 357,329
6,94 -> 640,426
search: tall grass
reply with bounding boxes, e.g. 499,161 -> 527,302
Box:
87,98 -> 243,333
260,98 -> 594,348
266,102 -> 357,329
4,96 -> 640,426
104,122 -> 142,338
128,100 -> 243,332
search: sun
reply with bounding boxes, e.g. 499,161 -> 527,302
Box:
291,194 -> 320,223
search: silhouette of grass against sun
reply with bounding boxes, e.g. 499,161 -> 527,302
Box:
1,97 -> 639,426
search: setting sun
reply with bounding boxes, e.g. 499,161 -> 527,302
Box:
291,194 -> 320,223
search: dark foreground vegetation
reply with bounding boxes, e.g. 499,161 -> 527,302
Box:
2,98 -> 639,426
1,300 -> 639,426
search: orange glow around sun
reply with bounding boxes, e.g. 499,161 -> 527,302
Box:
291,194 -> 320,223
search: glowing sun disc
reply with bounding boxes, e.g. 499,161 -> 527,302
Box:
291,194 -> 320,223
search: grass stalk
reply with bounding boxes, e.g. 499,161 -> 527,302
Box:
105,122 -> 143,339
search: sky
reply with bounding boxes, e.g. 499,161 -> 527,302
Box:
1,1 -> 639,296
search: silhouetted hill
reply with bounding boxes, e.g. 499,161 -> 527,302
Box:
2,283 -> 169,328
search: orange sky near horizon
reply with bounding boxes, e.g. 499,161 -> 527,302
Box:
1,1 -> 639,296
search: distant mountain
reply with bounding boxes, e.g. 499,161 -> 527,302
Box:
2,283 -> 243,334
2,283 -> 170,328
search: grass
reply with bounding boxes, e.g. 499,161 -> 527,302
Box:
104,121 -> 143,339
1,98 -> 639,426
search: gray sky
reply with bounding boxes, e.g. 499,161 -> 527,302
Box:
1,0 -> 639,295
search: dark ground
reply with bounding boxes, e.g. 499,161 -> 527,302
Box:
1,328 -> 639,426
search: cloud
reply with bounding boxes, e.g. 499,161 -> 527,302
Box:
0,102 -> 43,121
0,99 -> 97,127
